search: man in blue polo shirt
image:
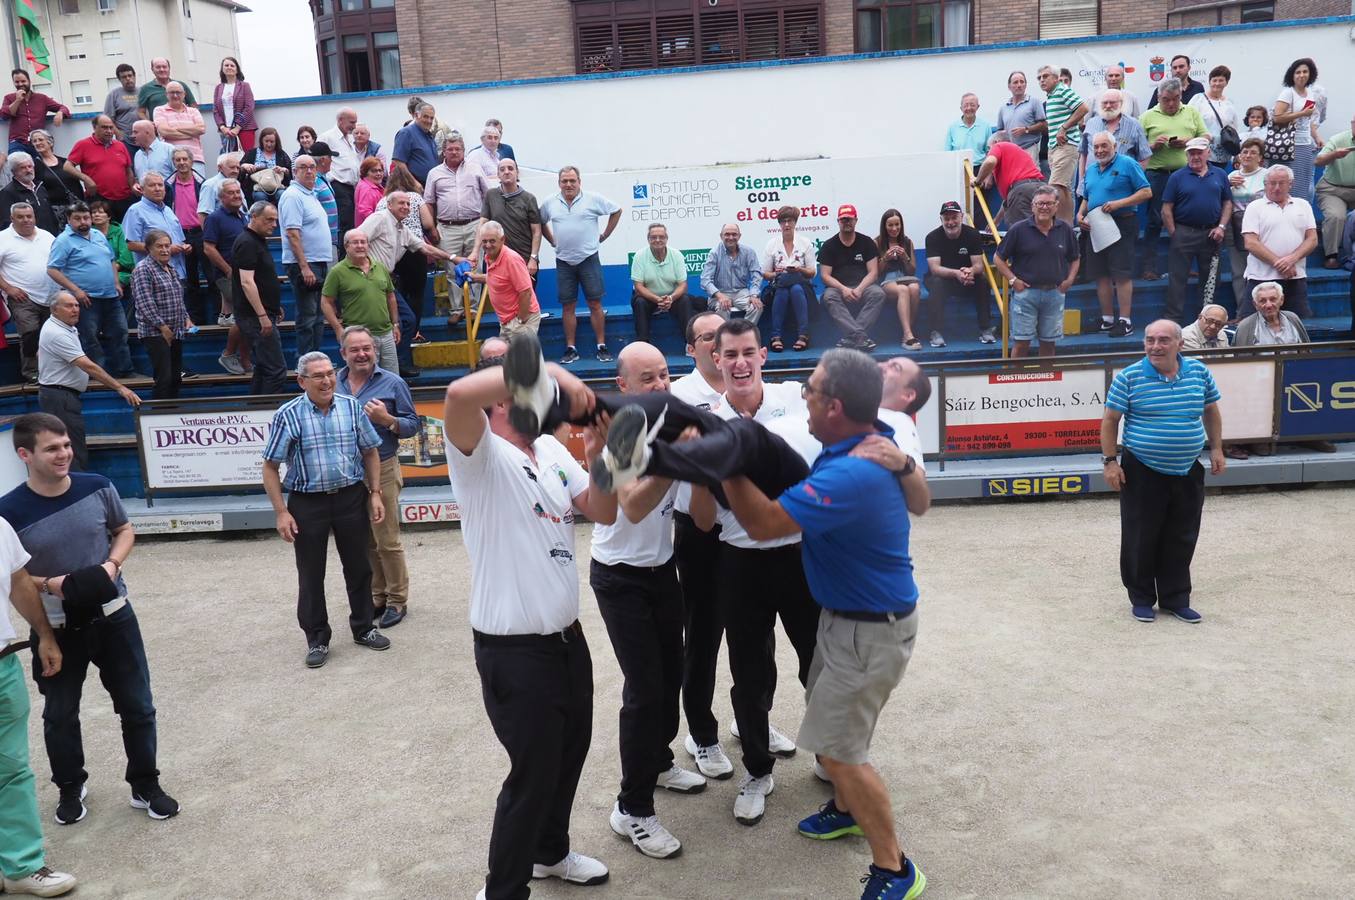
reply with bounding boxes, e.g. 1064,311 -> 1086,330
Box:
1162,136 -> 1232,320
391,103 -> 439,189
1079,132 -> 1153,337
1101,319 -> 1225,624
45,201 -> 130,377
719,349 -> 930,900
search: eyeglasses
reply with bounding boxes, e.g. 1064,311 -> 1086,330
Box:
801,382 -> 825,400
302,371 -> 337,381
1201,317 -> 1227,327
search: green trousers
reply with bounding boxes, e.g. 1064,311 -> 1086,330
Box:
0,653 -> 44,880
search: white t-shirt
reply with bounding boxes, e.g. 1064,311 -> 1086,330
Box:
1241,196 -> 1316,281
713,380 -> 814,550
1276,85 -> 1326,146
0,517 -> 31,644
0,226 -> 57,306
876,408 -> 927,472
670,371 -> 725,515
591,482 -> 677,567
446,421 -> 589,636
1189,94 -> 1239,138
760,233 -> 817,277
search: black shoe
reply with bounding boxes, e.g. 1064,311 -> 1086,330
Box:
1097,319 -> 1114,333
379,606 -> 407,629
560,346 -> 580,364
55,783 -> 87,825
130,784 -> 180,820
182,368 -> 198,379
304,644 -> 329,668
1109,319 -> 1133,337
354,628 -> 391,651
836,337 -> 854,348
860,337 -> 877,352
595,344 -> 613,363
399,366 -> 421,379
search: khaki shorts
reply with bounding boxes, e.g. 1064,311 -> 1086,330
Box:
1047,143 -> 1078,190
797,608 -> 917,765
498,310 -> 542,339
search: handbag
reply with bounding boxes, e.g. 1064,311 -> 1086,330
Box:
1205,98 -> 1241,157
1263,120 -> 1296,163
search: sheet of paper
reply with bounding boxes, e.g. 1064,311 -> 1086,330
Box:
1087,207 -> 1121,253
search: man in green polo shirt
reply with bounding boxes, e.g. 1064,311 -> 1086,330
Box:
135,57 -> 197,120
322,230 -> 400,372
1138,80 -> 1208,280
1314,115 -> 1355,268
630,223 -> 693,343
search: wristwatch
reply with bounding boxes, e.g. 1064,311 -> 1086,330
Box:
1102,455 -> 1118,465
529,254 -> 539,260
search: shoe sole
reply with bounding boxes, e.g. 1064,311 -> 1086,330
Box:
734,809 -> 765,827
130,796 -> 178,820
610,817 -> 683,860
1132,614 -> 1155,623
55,784 -> 88,825
533,866 -> 612,885
354,639 -> 391,650
505,334 -> 545,436
798,823 -> 864,840
657,779 -> 707,795
1168,613 -> 1202,624
305,655 -> 327,668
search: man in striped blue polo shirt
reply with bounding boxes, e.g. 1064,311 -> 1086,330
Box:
1101,319 -> 1225,624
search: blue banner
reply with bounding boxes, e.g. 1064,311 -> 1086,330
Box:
1277,357 -> 1355,439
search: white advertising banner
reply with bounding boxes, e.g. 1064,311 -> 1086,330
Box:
943,369 -> 1107,453
138,410 -> 275,491
917,376 -> 941,456
1112,358 -> 1277,442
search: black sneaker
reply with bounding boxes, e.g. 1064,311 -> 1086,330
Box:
305,644 -> 329,668
354,628 -> 391,651
130,784 -> 180,820
55,783 -> 87,825
399,366 -> 421,379
379,606 -> 407,629
1097,319 -> 1114,333
860,337 -> 877,352
595,344 -> 613,363
560,346 -> 580,364
1110,319 -> 1133,337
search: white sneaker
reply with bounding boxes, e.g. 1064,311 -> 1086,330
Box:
218,353 -> 245,375
609,802 -> 682,859
684,734 -> 734,780
2,866 -> 77,897
733,772 -> 774,826
475,890 -> 486,900
656,763 -> 707,794
594,404 -> 659,492
729,719 -> 798,758
531,850 -> 609,885
503,331 -> 558,437
813,759 -> 831,783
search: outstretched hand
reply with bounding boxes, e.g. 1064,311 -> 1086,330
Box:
849,434 -> 911,473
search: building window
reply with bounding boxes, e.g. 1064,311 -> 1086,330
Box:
343,34 -> 372,91
71,80 -> 93,105
370,0 -> 394,7
374,31 -> 401,89
64,34 -> 87,60
321,38 -> 340,93
58,0 -> 79,12
186,37 -> 197,62
854,1 -> 971,52
182,0 -> 191,15
1240,1 -> 1274,22
101,30 -> 122,55
96,0 -> 117,12
340,0 -> 364,10
1039,0 -> 1097,39
106,76 -> 121,91
574,0 -> 824,74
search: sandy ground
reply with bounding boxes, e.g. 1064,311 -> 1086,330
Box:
9,484 -> 1355,899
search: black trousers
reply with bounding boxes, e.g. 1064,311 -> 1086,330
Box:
393,250 -> 429,327
1119,449 -> 1205,611
591,558 -> 683,817
287,482 -> 374,647
182,227 -> 211,324
719,543 -> 819,778
238,314 -> 288,395
141,334 -> 183,399
1166,224 -> 1223,320
331,180 -> 356,235
475,628 -> 592,900
630,291 -> 693,344
37,385 -> 88,471
674,511 -> 724,747
924,272 -> 992,332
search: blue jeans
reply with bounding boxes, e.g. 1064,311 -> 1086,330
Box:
1141,168 -> 1172,274
287,261 -> 328,357
7,139 -> 33,154
771,283 -> 809,338
75,295 -> 133,376
395,294 -> 417,370
30,603 -> 161,793
1009,287 -> 1064,342
555,252 -> 606,304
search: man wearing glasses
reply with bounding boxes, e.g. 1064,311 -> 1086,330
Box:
1181,304 -> 1231,349
992,184 -> 1081,358
262,351 -> 393,668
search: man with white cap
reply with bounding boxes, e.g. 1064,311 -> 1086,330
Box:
1161,136 -> 1232,320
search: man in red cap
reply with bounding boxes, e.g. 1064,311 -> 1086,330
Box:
818,204 -> 886,351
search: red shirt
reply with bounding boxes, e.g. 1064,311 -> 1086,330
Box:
67,136 -> 134,201
1,91 -> 69,144
988,141 -> 1043,198
485,246 -> 538,320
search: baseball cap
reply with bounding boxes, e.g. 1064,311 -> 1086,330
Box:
836,204 -> 858,221
1185,136 -> 1211,151
939,201 -> 964,215
308,141 -> 334,157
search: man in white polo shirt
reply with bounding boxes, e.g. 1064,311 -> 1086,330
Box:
442,354 -> 617,900
590,342 -> 706,861
0,201 -> 57,382
1240,164 -> 1318,318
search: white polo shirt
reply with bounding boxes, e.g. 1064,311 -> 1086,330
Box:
1241,196 -> 1316,281
591,482 -> 677,567
0,225 -> 57,306
447,421 -> 589,636
0,517 -> 31,644
876,408 -> 926,472
38,317 -> 89,391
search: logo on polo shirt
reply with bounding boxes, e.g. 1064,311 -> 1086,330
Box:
549,542 -> 574,566
550,463 -> 569,487
801,483 -> 831,505
532,502 -> 575,525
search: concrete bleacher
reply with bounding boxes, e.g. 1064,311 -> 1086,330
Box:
1,224 -> 1351,500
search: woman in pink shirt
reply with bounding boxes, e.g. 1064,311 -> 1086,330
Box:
354,157 -> 385,226
152,81 -> 207,176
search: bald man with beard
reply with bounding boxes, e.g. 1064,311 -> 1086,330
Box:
589,342 -> 706,860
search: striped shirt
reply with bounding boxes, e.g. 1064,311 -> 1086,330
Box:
1044,82 -> 1086,149
130,257 -> 188,337
262,392 -> 381,493
1107,355 -> 1220,476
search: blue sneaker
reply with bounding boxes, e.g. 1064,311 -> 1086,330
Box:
1132,605 -> 1156,622
860,857 -> 925,899
1166,607 -> 1202,623
798,800 -> 863,840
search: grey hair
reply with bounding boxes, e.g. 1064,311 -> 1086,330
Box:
818,349 -> 883,424
646,222 -> 667,235
1148,319 -> 1184,339
1266,164 -> 1294,181
341,324 -> 374,345
297,351 -> 332,377
217,151 -> 242,169
991,130 -> 1010,143
8,201 -> 32,216
293,154 -> 316,168
481,124 -> 501,139
247,200 -> 275,219
558,165 -> 580,179
7,151 -> 33,172
1251,280 -> 1284,301
342,228 -> 366,247
28,129 -> 52,145
1032,184 -> 1059,200
1098,88 -> 1122,104
1158,80 -> 1183,97
142,228 -> 172,249
1037,65 -> 1057,76
140,171 -> 165,187
478,220 -> 505,238
1091,131 -> 1118,147
415,102 -> 435,115
440,133 -> 464,153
